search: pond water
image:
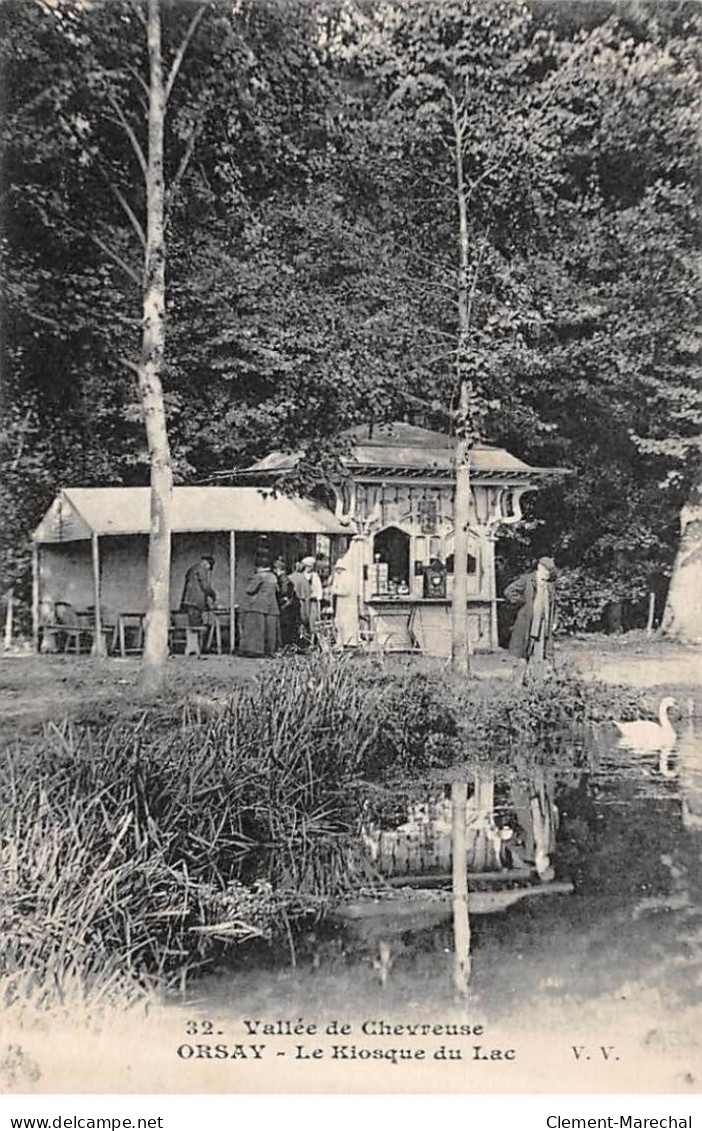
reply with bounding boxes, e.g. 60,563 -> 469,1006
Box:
169,716 -> 702,1093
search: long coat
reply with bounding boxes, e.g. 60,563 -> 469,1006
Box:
289,569 -> 311,627
504,571 -> 557,661
239,569 -> 281,656
277,573 -> 300,648
181,562 -> 216,611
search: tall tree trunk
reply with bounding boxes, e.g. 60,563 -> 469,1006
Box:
451,101 -> 472,677
661,479 -> 702,643
140,0 -> 172,694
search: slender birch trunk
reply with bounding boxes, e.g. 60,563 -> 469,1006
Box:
140,0 -> 172,694
661,479 -> 702,643
451,100 -> 472,677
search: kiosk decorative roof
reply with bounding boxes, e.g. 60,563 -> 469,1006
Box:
227,422 -> 568,482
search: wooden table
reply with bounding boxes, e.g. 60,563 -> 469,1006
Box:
366,598 -> 492,656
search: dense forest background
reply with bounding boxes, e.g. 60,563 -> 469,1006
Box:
1,0 -> 700,632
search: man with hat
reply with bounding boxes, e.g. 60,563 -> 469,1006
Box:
180,554 -> 217,627
504,556 -> 558,670
289,559 -> 311,637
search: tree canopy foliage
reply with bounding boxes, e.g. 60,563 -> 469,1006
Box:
1,0 -> 700,631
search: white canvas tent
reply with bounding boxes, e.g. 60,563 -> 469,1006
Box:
32,487 -> 348,652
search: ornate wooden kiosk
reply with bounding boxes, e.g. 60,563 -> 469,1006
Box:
238,422 -> 562,655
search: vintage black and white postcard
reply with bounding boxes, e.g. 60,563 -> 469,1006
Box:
0,0 -> 700,1102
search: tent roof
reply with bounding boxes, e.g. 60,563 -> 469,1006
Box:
33,487 -> 348,544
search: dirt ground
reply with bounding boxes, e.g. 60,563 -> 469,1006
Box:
0,632 -> 699,730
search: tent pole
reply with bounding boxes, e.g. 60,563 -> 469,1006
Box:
488,534 -> 498,650
91,533 -> 106,657
32,543 -> 39,653
229,531 -> 236,654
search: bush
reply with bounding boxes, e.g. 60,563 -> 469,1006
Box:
555,567 -> 653,634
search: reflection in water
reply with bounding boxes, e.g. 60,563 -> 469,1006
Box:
363,763 -> 561,883
506,763 -> 558,882
184,710 -> 702,1080
680,707 -> 702,832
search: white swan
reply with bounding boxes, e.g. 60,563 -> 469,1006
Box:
614,697 -> 678,752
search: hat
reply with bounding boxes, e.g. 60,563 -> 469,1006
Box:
538,556 -> 556,574
301,556 -> 316,568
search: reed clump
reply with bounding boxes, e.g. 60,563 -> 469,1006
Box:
0,657 -> 383,1014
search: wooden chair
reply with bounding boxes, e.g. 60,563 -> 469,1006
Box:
44,603 -> 92,655
82,607 -> 117,655
357,598 -> 378,654
313,615 -> 340,655
62,612 -> 96,655
358,605 -> 420,658
116,613 -> 145,657
39,624 -> 63,653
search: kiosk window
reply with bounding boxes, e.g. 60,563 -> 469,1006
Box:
373,527 -> 410,588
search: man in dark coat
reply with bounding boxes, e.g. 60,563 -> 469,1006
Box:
505,556 -> 557,667
238,552 -> 281,657
180,556 -> 217,626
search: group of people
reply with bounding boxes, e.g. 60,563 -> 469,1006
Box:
179,543 -> 359,659
238,551 -> 327,658
180,546 -> 559,666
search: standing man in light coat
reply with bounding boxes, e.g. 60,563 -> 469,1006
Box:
505,556 -> 558,673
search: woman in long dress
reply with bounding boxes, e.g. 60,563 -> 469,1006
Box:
330,540 -> 362,647
238,554 -> 281,657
